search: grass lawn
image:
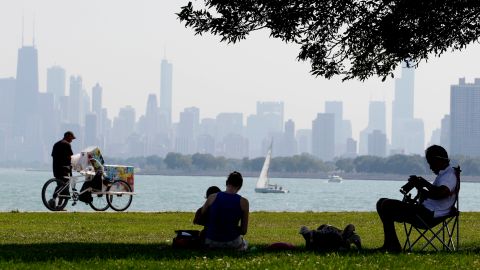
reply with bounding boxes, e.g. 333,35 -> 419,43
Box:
1,212 -> 480,269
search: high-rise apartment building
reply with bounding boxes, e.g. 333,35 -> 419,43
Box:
450,78 -> 480,157
85,113 -> 97,147
216,113 -> 243,141
359,101 -> 386,155
175,107 -> 199,154
312,113 -> 335,161
247,101 -> 284,157
47,66 -> 66,104
296,129 -> 311,155
0,78 -> 16,161
345,138 -> 357,158
68,76 -> 82,125
282,119 -> 297,156
368,129 -> 387,157
91,83 -> 103,137
92,83 -> 102,115
440,115 -> 450,152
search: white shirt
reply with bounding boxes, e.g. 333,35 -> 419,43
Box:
422,166 -> 457,218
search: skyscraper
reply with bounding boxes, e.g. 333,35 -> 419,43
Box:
216,113 -> 243,141
296,129 -> 311,154
92,83 -> 102,115
13,45 -> 39,137
247,101 -> 284,157
46,66 -> 66,104
160,59 -> 173,127
91,83 -> 103,137
359,101 -> 386,155
282,119 -> 297,156
0,78 -> 16,161
450,78 -> 480,157
391,64 -> 424,154
85,113 -> 97,147
175,107 -> 199,154
312,113 -> 335,161
325,101 -> 351,156
368,129 -> 387,157
145,94 -> 158,136
440,115 -> 450,152
0,78 -> 16,133
68,76 -> 82,125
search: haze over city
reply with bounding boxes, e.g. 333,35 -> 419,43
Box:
2,0 -> 480,163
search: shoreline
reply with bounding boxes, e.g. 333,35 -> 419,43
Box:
136,170 -> 480,182
13,167 -> 480,182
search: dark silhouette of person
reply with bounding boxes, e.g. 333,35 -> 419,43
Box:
376,145 -> 456,252
52,131 -> 76,180
202,171 -> 249,250
193,186 -> 221,242
50,131 -> 76,207
194,186 -> 221,226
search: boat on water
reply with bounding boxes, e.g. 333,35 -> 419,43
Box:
255,143 -> 288,194
328,175 -> 343,183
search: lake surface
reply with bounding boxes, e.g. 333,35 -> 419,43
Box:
2,169 -> 480,212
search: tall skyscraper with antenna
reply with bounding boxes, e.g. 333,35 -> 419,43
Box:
160,58 -> 173,128
13,19 -> 39,138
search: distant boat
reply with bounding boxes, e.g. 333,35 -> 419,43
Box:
328,175 -> 343,183
255,142 -> 288,193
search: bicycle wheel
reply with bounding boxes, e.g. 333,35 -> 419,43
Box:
41,178 -> 69,211
89,192 -> 109,211
106,180 -> 132,211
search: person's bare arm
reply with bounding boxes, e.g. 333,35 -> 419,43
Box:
201,193 -> 217,216
413,177 -> 452,199
239,197 -> 249,235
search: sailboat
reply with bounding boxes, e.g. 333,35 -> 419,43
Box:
254,142 -> 288,193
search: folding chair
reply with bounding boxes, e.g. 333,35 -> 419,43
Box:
403,166 -> 460,252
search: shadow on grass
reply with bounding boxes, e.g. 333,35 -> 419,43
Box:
1,243 -> 477,262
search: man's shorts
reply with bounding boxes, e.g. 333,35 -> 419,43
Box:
205,236 -> 248,251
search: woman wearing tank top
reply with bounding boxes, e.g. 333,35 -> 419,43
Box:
201,171 -> 249,250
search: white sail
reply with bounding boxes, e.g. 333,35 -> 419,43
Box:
256,145 -> 272,188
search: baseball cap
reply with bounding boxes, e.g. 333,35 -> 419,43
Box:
64,131 -> 76,139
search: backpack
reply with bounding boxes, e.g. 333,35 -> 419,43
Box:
172,230 -> 202,249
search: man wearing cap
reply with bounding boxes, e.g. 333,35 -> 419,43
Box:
51,131 -> 76,181
375,145 -> 457,252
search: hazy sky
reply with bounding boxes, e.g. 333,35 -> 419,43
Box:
2,0 -> 480,143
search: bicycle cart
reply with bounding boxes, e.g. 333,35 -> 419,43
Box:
41,147 -> 135,212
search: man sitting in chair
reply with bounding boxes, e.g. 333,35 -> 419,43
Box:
376,145 -> 457,252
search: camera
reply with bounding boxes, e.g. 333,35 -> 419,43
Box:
400,178 -> 416,195
400,175 -> 422,204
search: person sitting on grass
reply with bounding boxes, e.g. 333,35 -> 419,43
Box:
193,185 -> 221,241
201,171 -> 249,251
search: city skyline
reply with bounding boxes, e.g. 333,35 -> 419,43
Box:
2,1 -> 480,144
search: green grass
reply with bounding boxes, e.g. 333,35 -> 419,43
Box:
1,212 -> 480,269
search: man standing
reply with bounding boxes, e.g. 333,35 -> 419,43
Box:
52,131 -> 76,180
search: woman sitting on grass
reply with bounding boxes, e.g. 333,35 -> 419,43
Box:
200,171 -> 249,251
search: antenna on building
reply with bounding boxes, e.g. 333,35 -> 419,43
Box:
21,12 -> 24,46
32,14 -> 36,47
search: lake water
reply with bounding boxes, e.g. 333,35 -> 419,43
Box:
2,169 -> 480,212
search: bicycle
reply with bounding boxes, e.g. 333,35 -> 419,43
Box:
41,162 -> 134,212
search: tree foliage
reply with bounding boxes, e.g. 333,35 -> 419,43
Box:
178,0 -> 480,81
